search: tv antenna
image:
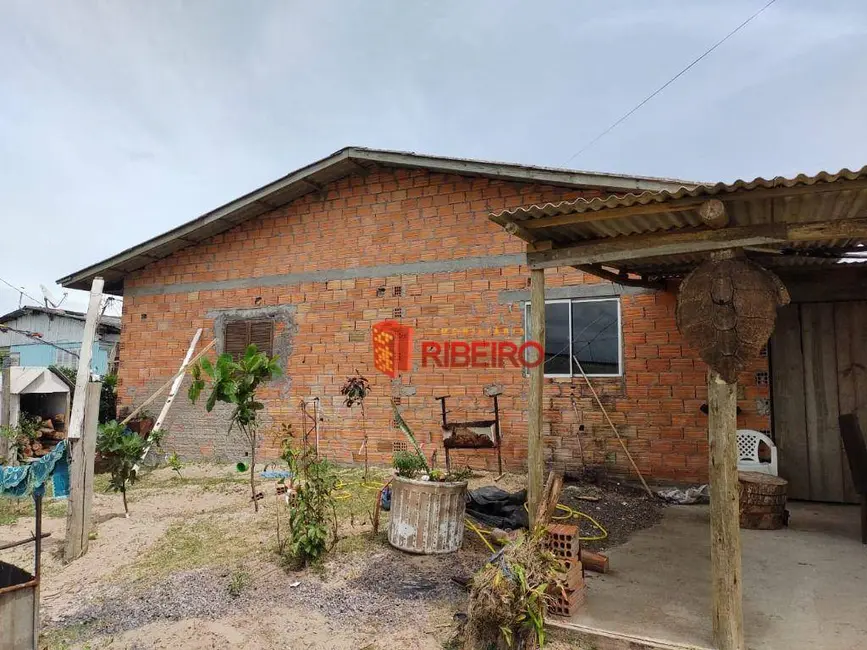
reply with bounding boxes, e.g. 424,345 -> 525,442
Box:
40,284 -> 68,309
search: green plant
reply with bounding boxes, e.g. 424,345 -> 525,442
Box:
392,450 -> 427,479
99,373 -> 118,423
467,530 -> 561,649
167,451 -> 184,477
1,414 -> 41,462
340,373 -> 371,479
279,424 -> 338,568
188,344 -> 281,512
227,568 -> 249,598
391,403 -> 430,474
96,420 -> 154,515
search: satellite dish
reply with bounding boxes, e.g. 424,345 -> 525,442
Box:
40,284 -> 68,309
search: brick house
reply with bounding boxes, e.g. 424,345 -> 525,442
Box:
58,147 -> 773,484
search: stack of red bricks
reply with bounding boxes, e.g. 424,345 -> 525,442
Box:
545,523 -> 585,617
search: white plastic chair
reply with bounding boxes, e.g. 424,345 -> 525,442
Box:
736,429 -> 778,476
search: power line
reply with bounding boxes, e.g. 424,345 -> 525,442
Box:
0,323 -> 81,359
0,276 -> 43,308
563,0 -> 779,165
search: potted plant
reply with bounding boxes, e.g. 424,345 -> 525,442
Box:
387,408 -> 469,554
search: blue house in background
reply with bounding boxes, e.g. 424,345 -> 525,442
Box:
0,306 -> 121,375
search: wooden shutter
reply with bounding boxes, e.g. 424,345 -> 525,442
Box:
249,321 -> 275,357
224,321 -> 250,360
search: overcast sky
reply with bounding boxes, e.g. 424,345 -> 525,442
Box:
1,0 -> 865,315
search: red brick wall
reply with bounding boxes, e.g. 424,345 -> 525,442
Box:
118,166 -> 769,484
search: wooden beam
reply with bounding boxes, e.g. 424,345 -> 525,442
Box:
64,381 -> 101,562
527,268 -> 546,526
699,199 -> 728,228
490,213 -> 540,244
528,218 -> 867,269
707,369 -> 745,650
67,277 -> 104,440
575,265 -> 665,290
0,367 -> 10,464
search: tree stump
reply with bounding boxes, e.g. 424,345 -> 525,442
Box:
738,471 -> 788,530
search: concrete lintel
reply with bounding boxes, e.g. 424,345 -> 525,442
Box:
127,254 -> 527,297
498,283 -> 654,304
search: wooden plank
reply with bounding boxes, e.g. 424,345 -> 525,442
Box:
835,302 -> 867,503
63,381 -> 101,562
0,367 -> 10,464
132,329 -> 203,474
67,277 -> 104,439
770,304 -> 811,500
528,223 -> 788,269
527,218 -> 867,270
801,303 -> 846,502
527,267 -> 546,526
707,369 -> 744,650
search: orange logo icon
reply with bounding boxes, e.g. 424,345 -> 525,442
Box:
372,320 -> 413,378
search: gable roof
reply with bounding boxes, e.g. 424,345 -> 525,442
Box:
0,305 -> 121,332
57,146 -> 696,294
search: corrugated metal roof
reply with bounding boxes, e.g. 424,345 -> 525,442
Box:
494,165 -> 867,221
491,165 -> 867,277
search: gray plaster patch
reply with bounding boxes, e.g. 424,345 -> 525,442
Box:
207,305 -> 296,395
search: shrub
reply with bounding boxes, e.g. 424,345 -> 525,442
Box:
279,426 -> 338,568
96,420 -> 152,515
392,450 -> 427,479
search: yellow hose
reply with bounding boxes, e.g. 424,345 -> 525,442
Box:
465,518 -> 496,553
523,502 -> 608,542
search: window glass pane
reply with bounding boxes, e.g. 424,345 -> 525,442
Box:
571,301 -> 620,375
543,302 -> 571,375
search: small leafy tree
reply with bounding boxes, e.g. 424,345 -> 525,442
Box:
188,344 -> 281,512
279,425 -> 338,568
340,373 -> 371,479
96,421 -> 163,516
167,451 -> 184,478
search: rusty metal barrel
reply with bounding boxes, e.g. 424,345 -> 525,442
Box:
738,471 -> 788,530
388,476 -> 467,554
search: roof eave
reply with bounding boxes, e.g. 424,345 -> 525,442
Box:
57,146 -> 698,293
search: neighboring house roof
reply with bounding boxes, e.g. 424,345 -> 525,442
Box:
0,305 -> 121,332
56,146 -> 697,294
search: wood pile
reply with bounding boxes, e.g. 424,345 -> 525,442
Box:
738,471 -> 788,530
19,414 -> 67,458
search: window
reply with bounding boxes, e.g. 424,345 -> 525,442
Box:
224,320 -> 275,359
525,298 -> 621,377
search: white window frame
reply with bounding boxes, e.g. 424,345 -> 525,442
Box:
524,297 -> 622,378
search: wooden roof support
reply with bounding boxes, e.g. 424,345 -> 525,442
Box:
527,267 -> 546,526
528,218 -> 867,270
575,264 -> 665,290
707,369 -> 745,650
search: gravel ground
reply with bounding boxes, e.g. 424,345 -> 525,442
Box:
52,538 -> 485,640
56,568 -> 255,635
559,480 -> 664,551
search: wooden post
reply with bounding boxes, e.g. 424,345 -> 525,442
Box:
67,277 -> 104,439
64,381 -> 101,562
707,369 -> 745,650
0,366 -> 10,464
527,267 -> 546,526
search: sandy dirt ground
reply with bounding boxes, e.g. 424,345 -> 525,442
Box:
3,464 -> 557,650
